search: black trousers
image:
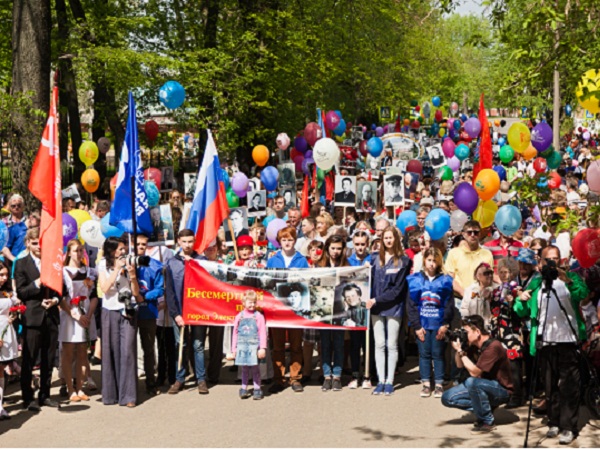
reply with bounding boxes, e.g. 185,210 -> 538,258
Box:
21,320 -> 58,404
138,319 -> 157,388
509,358 -> 523,403
156,325 -> 176,385
540,344 -> 580,433
206,326 -> 225,382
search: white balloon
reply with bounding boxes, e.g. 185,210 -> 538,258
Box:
312,138 -> 339,171
276,133 -> 290,150
80,220 -> 105,248
450,210 -> 468,232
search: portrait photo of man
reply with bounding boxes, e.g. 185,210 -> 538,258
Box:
224,207 -> 249,245
384,174 -> 404,205
356,181 -> 377,212
427,144 -> 446,168
334,176 -> 356,206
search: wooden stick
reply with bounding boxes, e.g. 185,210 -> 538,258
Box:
343,206 -> 347,227
177,325 -> 185,372
227,218 -> 240,262
364,311 -> 371,379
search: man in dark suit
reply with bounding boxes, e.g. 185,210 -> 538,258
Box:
335,177 -> 356,204
15,227 -> 62,411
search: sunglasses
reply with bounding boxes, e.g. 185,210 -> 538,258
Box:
482,271 -> 493,276
463,230 -> 479,235
10,204 -> 23,208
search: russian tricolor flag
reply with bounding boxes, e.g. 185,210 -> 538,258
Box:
186,130 -> 230,253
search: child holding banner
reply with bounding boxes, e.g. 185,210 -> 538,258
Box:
231,290 -> 267,400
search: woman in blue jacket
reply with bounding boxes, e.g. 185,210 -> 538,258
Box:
366,226 -> 412,396
407,248 -> 454,399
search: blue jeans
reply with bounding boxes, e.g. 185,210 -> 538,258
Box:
173,325 -> 207,383
441,377 -> 511,425
416,329 -> 446,384
320,330 -> 344,377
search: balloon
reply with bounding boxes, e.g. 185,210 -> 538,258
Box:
79,220 -> 105,248
68,209 -> 92,231
304,122 -> 323,147
455,143 -> 470,161
495,205 -> 522,237
335,110 -> 343,119
403,119 -> 410,126
453,119 -> 461,131
79,141 -> 99,166
144,168 -> 162,190
493,165 -> 507,181
500,120 -> 507,127
266,218 -> 287,248
498,137 -> 506,147
533,157 -> 547,173
396,210 -> 417,235
415,105 -> 421,112
434,110 -> 443,122
276,133 -> 290,150
81,168 -> 100,193
220,169 -> 230,190
406,160 -> 423,175
587,161 -> 600,193
97,137 -> 110,154
507,122 -> 531,153
0,222 -> 8,250
293,155 -> 304,173
313,138 -> 340,171
432,96 -> 441,107
425,209 -> 450,240
442,139 -> 456,158
499,145 -> 514,164
375,126 -> 384,137
547,171 -> 562,189
252,145 -> 269,167
301,157 -> 314,176
231,172 -> 249,198
583,131 -> 591,141
159,80 -> 186,109
325,111 -> 341,131
411,120 -> 421,129
145,120 -> 159,142
576,69 -> 600,114
410,99 -> 418,107
447,156 -> 460,172
572,229 -> 600,268
454,182 -> 479,214
464,118 -> 481,139
493,120 -> 500,127
530,122 -> 553,152
472,200 -> 498,228
144,180 -> 160,207
439,166 -> 453,181
100,214 -> 123,238
474,169 -> 500,201
450,210 -> 469,232
366,137 -> 383,158
305,150 -> 313,159
63,213 -> 79,247
333,119 -> 346,137
226,188 -> 239,207
358,140 -> 368,157
261,166 -> 279,191
546,150 -> 562,169
523,145 -> 537,161
382,125 -> 388,134
294,137 -> 308,155
438,128 -> 446,138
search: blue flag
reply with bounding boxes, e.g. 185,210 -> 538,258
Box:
110,92 -> 153,234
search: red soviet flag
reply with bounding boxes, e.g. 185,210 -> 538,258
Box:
473,93 -> 492,184
28,86 -> 63,295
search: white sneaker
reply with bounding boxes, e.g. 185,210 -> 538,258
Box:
558,430 -> 574,445
361,379 -> 372,389
347,378 -> 358,389
546,426 -> 560,439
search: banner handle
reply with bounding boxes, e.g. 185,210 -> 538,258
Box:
228,218 -> 240,262
177,325 -> 185,372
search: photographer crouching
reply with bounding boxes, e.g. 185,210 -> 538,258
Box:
98,236 -> 142,408
441,315 -> 513,434
513,245 -> 589,445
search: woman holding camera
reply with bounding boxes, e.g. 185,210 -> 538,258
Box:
98,236 -> 140,407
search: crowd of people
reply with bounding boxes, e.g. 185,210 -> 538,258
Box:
0,123 -> 599,446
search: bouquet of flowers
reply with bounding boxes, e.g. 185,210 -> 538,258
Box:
1,304 -> 26,340
70,296 -> 87,316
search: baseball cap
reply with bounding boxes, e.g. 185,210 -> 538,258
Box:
236,235 -> 254,248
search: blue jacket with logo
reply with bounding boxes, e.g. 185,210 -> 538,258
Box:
348,253 -> 371,267
370,253 -> 412,317
407,271 -> 454,330
266,251 -> 309,269
136,257 -> 165,320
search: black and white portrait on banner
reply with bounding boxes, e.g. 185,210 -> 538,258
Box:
247,190 -> 267,217
365,155 -> 381,180
224,207 -> 249,246
149,205 -> 174,245
351,126 -> 364,142
159,204 -> 175,245
184,173 -> 197,198
277,163 -> 296,189
278,188 -> 297,211
248,177 -> 261,192
331,268 -> 370,327
356,181 -> 377,212
384,174 -> 404,206
403,172 -> 420,203
392,158 -> 408,173
334,175 -> 356,206
62,184 -> 81,203
276,282 -> 311,319
161,166 -> 175,192
426,144 -> 446,169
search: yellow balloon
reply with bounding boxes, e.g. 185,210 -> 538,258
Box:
523,145 -> 537,161
576,69 -> 600,114
68,209 -> 92,230
79,141 -> 99,166
507,122 -> 530,153
252,145 -> 269,167
438,128 -> 446,137
472,200 -> 498,228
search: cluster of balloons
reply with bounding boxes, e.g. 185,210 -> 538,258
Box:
79,141 -> 100,193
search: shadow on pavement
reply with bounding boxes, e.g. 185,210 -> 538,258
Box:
352,425 -> 414,442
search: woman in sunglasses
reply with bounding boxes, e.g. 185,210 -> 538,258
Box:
460,262 -> 499,326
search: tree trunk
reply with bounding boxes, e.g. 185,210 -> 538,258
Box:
10,0 -> 51,206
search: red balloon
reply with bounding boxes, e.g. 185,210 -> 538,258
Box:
145,120 -> 159,141
572,228 -> 600,268
547,171 -> 561,189
411,120 -> 421,129
304,122 -> 323,147
290,147 -> 301,161
359,140 -> 368,157
406,159 -> 423,174
415,105 -> 421,112
434,110 -> 443,122
533,157 -> 547,173
144,167 -> 162,190
460,131 -> 472,142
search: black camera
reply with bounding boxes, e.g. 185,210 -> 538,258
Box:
445,328 -> 469,351
117,287 -> 136,316
541,258 -> 559,287
122,254 -> 151,267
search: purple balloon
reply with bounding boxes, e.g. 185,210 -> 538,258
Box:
325,110 -> 341,131
62,213 -> 78,247
293,155 -> 304,172
231,172 -> 249,198
294,136 -> 308,154
383,125 -> 389,134
375,126 -> 384,137
302,157 -> 315,175
305,150 -> 313,159
447,156 -> 460,172
531,122 -> 553,152
464,117 -> 481,139
266,218 -> 287,248
454,182 -> 479,215
583,131 -> 591,141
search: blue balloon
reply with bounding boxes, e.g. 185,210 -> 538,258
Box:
333,119 -> 346,136
366,137 -> 383,157
100,213 -> 124,238
460,114 -> 468,122
494,205 -> 522,237
159,80 -> 186,109
432,96 -> 441,107
396,210 -> 417,235
537,176 -> 548,188
0,221 -> 8,249
261,166 -> 279,191
425,208 -> 450,240
455,144 -> 470,161
453,119 -> 461,131
498,137 -> 506,147
493,165 -> 507,181
144,181 -> 160,207
371,123 -> 377,131
565,104 -> 572,117
219,168 -> 230,190
335,110 -> 343,119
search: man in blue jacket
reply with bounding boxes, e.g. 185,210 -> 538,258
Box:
134,234 -> 164,396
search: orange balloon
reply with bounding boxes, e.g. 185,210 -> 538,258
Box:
81,168 -> 100,193
474,168 -> 500,201
252,145 -> 269,167
523,145 -> 537,161
494,120 -> 500,127
403,119 -> 410,126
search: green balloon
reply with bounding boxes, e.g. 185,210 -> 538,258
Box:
540,145 -> 554,158
499,145 -> 514,164
417,116 -> 424,124
439,166 -> 453,181
410,99 -> 418,107
546,150 -> 562,169
226,188 -> 239,207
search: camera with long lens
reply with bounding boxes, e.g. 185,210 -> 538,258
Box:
124,254 -> 151,267
444,328 -> 469,351
541,258 -> 559,287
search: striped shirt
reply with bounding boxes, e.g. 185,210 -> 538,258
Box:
484,238 -> 523,270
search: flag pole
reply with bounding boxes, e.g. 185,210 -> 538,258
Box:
228,218 -> 240,262
131,176 -> 137,252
